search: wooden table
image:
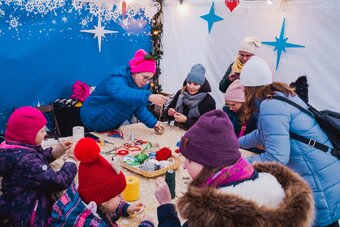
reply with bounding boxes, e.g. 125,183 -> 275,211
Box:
48,122 -> 255,226
90,122 -> 255,227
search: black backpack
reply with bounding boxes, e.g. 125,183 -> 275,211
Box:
272,96 -> 340,159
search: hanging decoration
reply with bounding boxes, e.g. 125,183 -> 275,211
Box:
122,0 -> 127,20
200,2 -> 224,34
225,0 -> 239,12
262,17 -> 305,70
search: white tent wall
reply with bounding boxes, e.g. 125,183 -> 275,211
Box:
160,0 -> 340,112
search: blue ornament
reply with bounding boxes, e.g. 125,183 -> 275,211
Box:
262,17 -> 305,70
200,2 -> 224,34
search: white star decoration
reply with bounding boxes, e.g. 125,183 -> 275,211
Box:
81,16 -> 118,52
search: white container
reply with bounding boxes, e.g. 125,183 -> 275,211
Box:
72,126 -> 84,142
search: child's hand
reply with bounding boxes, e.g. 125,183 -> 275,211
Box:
52,140 -> 73,159
154,124 -> 165,135
154,177 -> 171,205
127,203 -> 145,216
174,112 -> 187,123
64,144 -> 77,162
63,141 -> 73,150
139,213 -> 154,224
168,108 -> 176,117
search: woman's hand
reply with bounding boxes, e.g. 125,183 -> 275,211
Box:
148,94 -> 169,107
154,177 -> 172,205
228,72 -> 240,81
168,108 -> 176,117
174,112 -> 187,123
154,124 -> 165,135
127,202 -> 145,216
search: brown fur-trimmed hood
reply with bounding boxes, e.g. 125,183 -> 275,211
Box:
177,162 -> 314,227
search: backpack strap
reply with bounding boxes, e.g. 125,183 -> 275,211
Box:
271,96 -> 312,116
290,132 -> 331,152
271,96 -> 333,153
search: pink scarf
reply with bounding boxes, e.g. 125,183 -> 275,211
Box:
205,158 -> 254,188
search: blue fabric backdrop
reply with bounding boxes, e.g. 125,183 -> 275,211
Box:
0,0 -> 153,133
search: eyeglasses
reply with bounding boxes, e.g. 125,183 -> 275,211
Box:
225,103 -> 240,109
142,76 -> 153,83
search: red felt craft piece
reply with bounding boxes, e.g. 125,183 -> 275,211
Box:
117,150 -> 129,156
156,147 -> 172,161
128,146 -> 142,152
175,148 -> 181,154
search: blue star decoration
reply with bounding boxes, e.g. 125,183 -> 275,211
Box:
200,2 -> 224,34
262,18 -> 305,70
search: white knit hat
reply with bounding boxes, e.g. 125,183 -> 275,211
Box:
240,56 -> 272,87
239,36 -> 261,54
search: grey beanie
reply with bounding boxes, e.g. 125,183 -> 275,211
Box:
186,64 -> 206,85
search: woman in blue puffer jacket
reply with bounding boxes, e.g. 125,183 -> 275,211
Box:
238,56 -> 340,227
81,49 -> 168,133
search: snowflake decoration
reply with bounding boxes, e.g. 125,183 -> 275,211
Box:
13,0 -> 24,6
4,0 -> 12,6
25,1 -> 34,12
7,15 -> 21,31
80,16 -> 91,27
53,0 -> 65,8
61,16 -> 68,23
72,0 -> 83,11
89,3 -> 100,17
37,4 -> 47,15
0,8 -> 5,17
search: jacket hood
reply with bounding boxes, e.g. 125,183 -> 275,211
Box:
177,162 -> 314,227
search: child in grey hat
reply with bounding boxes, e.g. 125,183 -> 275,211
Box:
162,64 -> 216,130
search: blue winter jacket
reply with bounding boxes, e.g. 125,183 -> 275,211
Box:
239,92 -> 340,226
80,66 -> 157,132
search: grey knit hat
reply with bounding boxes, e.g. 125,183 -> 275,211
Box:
186,64 -> 206,85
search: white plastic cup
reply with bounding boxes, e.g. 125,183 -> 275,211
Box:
72,126 -> 84,142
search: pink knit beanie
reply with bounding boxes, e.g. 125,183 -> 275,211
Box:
224,79 -> 245,103
5,106 -> 47,145
128,49 -> 156,74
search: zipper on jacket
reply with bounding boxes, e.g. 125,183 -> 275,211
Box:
30,200 -> 38,227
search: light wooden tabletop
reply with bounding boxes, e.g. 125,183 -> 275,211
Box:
90,122 -> 256,227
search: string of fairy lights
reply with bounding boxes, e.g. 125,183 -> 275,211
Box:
151,0 -> 164,94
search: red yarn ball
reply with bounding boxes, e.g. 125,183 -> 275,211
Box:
156,147 -> 172,161
74,137 -> 100,163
